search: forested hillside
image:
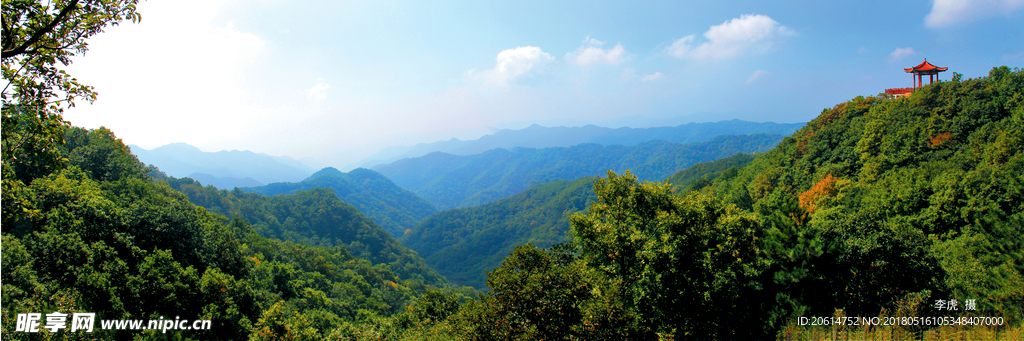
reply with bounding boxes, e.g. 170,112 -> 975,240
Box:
699,67 -> 1024,328
666,153 -> 756,193
163,175 -> 447,287
358,120 -> 802,167
401,177 -> 599,289
377,133 -> 784,210
240,167 -> 438,237
357,67 -> 1023,340
1,127 -> 466,339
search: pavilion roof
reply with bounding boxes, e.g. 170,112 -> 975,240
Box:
904,59 -> 948,73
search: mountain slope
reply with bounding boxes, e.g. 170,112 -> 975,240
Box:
377,134 -> 785,210
401,177 -> 599,289
131,142 -> 314,187
2,126 -> 453,340
167,176 -> 448,287
241,167 -> 438,238
357,120 -> 803,168
392,67 -> 1024,340
692,67 -> 1024,326
666,153 -> 756,193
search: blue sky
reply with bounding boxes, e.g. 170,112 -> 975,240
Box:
62,0 -> 1023,168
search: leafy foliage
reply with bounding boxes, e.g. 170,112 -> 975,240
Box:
569,171 -> 766,339
2,0 -> 140,233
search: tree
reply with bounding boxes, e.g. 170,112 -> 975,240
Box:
569,171 -> 766,339
2,0 -> 141,185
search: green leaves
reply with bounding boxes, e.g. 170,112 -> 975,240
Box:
570,171 -> 765,338
3,0 -> 143,246
3,0 -> 142,175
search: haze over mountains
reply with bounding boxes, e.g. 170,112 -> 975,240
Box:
130,142 -> 314,188
376,134 -> 786,210
355,120 -> 803,168
130,120 -> 803,192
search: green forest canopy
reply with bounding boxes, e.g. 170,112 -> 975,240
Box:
384,67 -> 1024,340
163,172 -> 448,288
2,126 -> 472,339
2,3 -> 1021,338
4,62 -> 1022,339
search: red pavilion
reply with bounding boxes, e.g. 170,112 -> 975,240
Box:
885,59 -> 948,97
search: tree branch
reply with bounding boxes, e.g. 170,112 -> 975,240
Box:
2,0 -> 81,60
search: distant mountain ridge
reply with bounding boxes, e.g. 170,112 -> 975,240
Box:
356,120 -> 803,168
376,134 -> 786,210
242,167 -> 438,238
130,142 -> 314,188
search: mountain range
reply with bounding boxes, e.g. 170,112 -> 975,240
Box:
130,142 -> 315,188
355,120 -> 803,168
375,133 -> 785,210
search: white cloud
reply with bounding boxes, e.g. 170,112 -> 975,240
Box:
668,14 -> 794,60
746,70 -> 769,84
568,36 -> 627,66
62,0 -> 270,149
470,46 -> 554,87
666,35 -> 695,57
925,0 -> 1024,28
308,78 -> 330,100
641,72 -> 664,82
890,47 -> 916,60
